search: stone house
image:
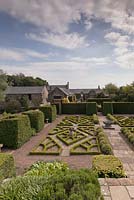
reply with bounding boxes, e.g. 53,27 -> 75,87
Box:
5,86 -> 48,107
48,82 -> 106,103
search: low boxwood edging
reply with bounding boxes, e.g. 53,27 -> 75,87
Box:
92,155 -> 126,178
0,114 -> 33,149
121,127 -> 134,146
23,110 -> 44,133
30,136 -> 62,155
70,137 -> 101,155
0,153 -> 15,182
96,127 -> 113,155
56,130 -> 86,146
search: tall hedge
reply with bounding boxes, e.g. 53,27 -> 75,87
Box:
0,153 -> 15,182
0,114 -> 33,149
103,102 -> 113,115
39,105 -> 57,122
113,102 -> 134,114
103,102 -> 134,115
23,110 -> 44,133
86,102 -> 97,115
62,103 -> 86,114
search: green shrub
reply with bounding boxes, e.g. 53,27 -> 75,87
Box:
93,114 -> 99,124
39,105 -> 57,122
86,102 -> 97,115
23,110 -> 44,133
107,114 -> 118,124
121,127 -> 134,146
0,114 -> 33,149
5,100 -> 21,113
92,155 -> 126,178
25,161 -> 69,177
0,168 -> 101,200
96,127 -> 113,155
103,102 -> 113,115
0,153 -> 15,182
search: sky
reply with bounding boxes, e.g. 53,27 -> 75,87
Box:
0,0 -> 134,88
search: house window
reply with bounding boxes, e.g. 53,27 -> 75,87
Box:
54,96 -> 62,99
28,94 -> 32,100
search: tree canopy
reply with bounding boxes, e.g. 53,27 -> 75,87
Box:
0,70 -> 8,100
7,73 -> 48,86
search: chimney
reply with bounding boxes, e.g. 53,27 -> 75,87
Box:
67,82 -> 69,89
98,85 -> 101,90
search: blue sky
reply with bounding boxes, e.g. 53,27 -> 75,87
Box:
0,0 -> 134,88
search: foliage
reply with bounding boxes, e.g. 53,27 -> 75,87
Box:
20,96 -> 29,110
96,127 -> 113,155
70,137 -> 101,155
0,153 -> 15,182
86,102 -> 97,115
62,103 -> 86,114
102,102 -> 113,115
23,110 -> 44,133
39,105 -> 57,122
30,136 -> 62,155
92,155 -> 126,178
121,127 -> 134,146
4,99 -> 22,113
0,70 -> 8,101
7,73 -> 47,86
0,114 -> 33,149
107,114 -> 118,124
104,83 -> 118,96
0,168 -> 101,200
93,114 -> 99,124
25,161 -> 69,177
61,103 -> 97,115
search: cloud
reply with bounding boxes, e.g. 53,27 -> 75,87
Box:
0,48 -> 50,61
105,31 -> 134,68
70,56 -> 110,65
26,32 -> 89,49
0,0 -> 134,34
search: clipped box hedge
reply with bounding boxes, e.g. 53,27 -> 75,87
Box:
0,153 -> 15,182
103,102 -> 113,115
62,103 -> 86,114
113,102 -> 134,114
23,110 -> 44,133
61,102 -> 97,115
86,102 -> 97,115
92,155 -> 126,178
39,105 -> 57,122
96,127 -> 113,155
0,114 -> 33,149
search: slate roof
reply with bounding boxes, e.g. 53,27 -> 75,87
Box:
58,87 -> 72,95
5,86 -> 45,95
69,88 -> 101,94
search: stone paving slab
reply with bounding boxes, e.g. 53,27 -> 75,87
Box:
126,186 -> 134,198
110,186 -> 131,200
